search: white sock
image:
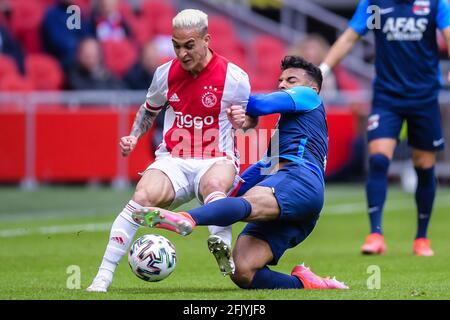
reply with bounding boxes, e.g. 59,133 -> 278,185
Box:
205,191 -> 233,247
95,200 -> 142,283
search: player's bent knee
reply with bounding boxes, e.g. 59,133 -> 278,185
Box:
132,188 -> 151,207
412,154 -> 436,169
201,177 -> 230,195
231,259 -> 256,289
230,269 -> 254,289
132,187 -> 162,207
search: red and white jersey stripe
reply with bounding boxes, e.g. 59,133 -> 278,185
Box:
145,50 -> 250,166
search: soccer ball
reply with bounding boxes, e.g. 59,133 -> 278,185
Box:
128,234 -> 177,282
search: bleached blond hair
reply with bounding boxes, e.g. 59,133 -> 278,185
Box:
172,9 -> 208,35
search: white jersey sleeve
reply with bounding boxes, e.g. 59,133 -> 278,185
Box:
145,60 -> 172,111
227,63 -> 251,110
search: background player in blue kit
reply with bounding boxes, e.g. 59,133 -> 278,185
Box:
132,56 -> 349,290
320,0 -> 450,256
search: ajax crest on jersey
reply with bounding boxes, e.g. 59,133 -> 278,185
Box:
128,234 -> 177,282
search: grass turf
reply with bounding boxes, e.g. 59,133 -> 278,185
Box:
0,184 -> 449,300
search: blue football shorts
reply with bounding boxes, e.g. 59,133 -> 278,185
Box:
237,160 -> 324,265
367,100 -> 444,151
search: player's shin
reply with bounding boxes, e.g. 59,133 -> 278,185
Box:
366,153 -> 390,234
248,267 -> 304,289
93,201 -> 142,284
208,225 -> 232,247
203,192 -> 244,276
414,166 -> 436,239
205,192 -> 232,247
188,197 -> 252,227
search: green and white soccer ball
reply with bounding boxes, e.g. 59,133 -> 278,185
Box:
128,234 -> 177,282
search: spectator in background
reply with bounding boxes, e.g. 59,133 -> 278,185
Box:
90,0 -> 130,42
41,0 -> 90,71
289,34 -> 368,182
289,34 -> 364,101
0,24 -> 24,73
123,41 -> 161,90
67,37 -> 123,90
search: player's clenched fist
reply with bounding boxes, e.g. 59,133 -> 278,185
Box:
119,135 -> 138,157
227,105 -> 246,129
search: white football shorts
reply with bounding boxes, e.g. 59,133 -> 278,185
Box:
141,156 -> 240,210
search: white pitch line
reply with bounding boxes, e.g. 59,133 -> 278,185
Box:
0,223 -> 111,238
0,207 -> 119,222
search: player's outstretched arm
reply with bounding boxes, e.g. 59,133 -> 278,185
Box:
437,0 -> 450,80
442,28 -> 450,81
246,86 -> 321,117
320,28 -> 360,77
120,103 -> 161,157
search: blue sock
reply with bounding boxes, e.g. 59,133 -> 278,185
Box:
415,166 -> 436,239
187,197 -> 252,226
366,153 -> 390,234
249,267 -> 304,289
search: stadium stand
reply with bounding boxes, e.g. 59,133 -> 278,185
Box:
0,0 -> 296,91
9,0 -> 45,53
25,54 -> 64,90
0,73 -> 34,92
0,54 -> 19,80
101,39 -> 138,77
140,0 -> 175,35
8,0 -> 449,186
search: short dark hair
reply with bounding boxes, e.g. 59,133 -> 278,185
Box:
280,55 -> 323,92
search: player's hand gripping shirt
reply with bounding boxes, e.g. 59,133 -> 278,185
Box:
350,0 -> 450,105
145,51 -> 250,164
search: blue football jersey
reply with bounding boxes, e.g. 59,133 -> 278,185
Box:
246,86 -> 329,176
349,0 -> 450,105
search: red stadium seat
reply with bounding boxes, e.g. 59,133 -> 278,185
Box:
249,72 -> 278,92
223,50 -> 251,74
0,73 -> 34,91
252,35 -> 285,55
208,16 -> 238,40
0,54 -> 19,81
10,0 -> 45,53
118,0 -> 136,23
129,16 -> 155,46
210,38 -> 245,57
25,54 -> 64,90
252,35 -> 285,67
141,0 -> 176,20
37,0 -> 60,7
141,0 -> 176,35
251,35 -> 286,86
0,10 -> 5,25
101,40 -> 138,77
333,65 -> 362,92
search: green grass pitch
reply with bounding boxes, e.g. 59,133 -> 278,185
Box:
0,184 -> 449,300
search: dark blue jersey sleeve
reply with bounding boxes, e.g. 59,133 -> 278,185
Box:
246,86 -> 321,117
348,0 -> 370,36
437,0 -> 450,30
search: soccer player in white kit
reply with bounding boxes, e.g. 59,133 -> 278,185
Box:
87,9 -> 250,292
